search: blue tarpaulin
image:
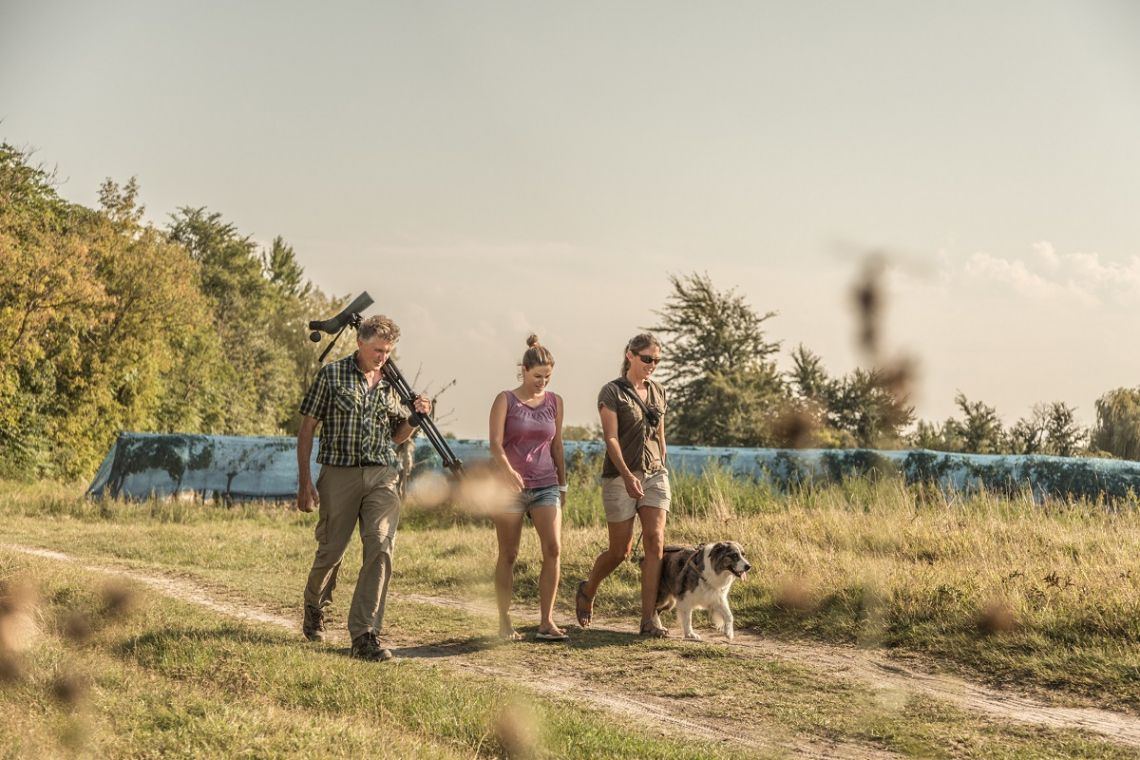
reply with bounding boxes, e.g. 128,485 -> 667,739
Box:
87,432 -> 1140,503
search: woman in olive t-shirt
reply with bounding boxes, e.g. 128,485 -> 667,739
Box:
575,333 -> 672,637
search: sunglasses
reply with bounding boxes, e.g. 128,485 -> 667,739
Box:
636,354 -> 663,365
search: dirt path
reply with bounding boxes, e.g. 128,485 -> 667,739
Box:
9,543 -> 1140,754
401,590 -> 1140,748
6,543 -> 878,758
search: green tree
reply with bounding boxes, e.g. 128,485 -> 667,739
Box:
1007,402 -> 1086,457
1042,402 -> 1085,457
0,146 -> 234,477
786,345 -> 913,448
911,420 -> 955,451
41,180 -> 226,476
264,235 -> 311,299
1006,411 -> 1045,455
168,208 -> 298,434
950,393 -> 1004,454
650,273 -> 788,446
0,144 -> 337,479
788,344 -> 829,404
824,367 -> 915,448
1092,388 -> 1140,460
0,145 -> 109,475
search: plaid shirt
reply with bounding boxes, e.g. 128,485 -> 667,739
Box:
300,353 -> 410,467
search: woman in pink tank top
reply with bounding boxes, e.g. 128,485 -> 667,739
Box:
488,335 -> 568,641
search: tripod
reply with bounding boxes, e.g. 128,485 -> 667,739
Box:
309,297 -> 463,476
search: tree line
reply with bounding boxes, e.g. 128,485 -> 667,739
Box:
0,144 -> 342,480
650,272 -> 1140,461
4,144 -> 1139,481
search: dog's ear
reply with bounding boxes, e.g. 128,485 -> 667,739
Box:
708,542 -> 730,571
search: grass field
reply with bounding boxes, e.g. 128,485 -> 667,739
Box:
2,471 -> 1140,758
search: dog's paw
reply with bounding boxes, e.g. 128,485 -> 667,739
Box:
683,632 -> 702,641
724,630 -> 735,641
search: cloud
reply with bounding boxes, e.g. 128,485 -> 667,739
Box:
944,242 -> 1140,307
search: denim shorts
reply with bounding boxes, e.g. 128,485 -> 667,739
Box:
504,484 -> 562,515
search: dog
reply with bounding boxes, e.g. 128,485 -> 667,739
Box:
645,542 -> 751,641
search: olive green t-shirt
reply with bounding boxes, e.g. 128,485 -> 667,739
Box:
597,377 -> 667,479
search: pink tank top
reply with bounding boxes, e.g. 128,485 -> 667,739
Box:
502,391 -> 558,488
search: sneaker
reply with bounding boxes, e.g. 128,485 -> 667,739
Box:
302,605 -> 326,642
351,632 -> 393,662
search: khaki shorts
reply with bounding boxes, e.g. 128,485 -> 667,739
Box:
601,469 -> 671,523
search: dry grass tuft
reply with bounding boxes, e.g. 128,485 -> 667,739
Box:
491,697 -> 541,760
772,406 -> 820,449
774,576 -> 815,613
405,463 -> 518,517
50,671 -> 87,709
101,581 -> 137,622
451,462 -> 518,517
404,470 -> 452,510
976,600 -> 1019,636
61,611 -> 94,643
0,578 -> 40,681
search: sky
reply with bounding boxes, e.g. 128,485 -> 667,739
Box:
3,0 -> 1139,438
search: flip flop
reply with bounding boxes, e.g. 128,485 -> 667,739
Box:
575,581 -> 593,628
535,630 -> 569,642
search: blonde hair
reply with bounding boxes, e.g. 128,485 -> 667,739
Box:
521,334 -> 555,370
358,315 -> 400,343
621,333 -> 660,375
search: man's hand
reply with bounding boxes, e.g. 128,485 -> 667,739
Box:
412,394 -> 432,416
297,480 -> 319,513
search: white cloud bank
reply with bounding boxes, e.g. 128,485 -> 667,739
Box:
945,242 -> 1140,307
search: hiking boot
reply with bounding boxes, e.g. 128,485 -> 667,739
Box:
351,632 -> 393,662
302,605 -> 326,642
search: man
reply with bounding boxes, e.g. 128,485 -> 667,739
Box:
296,314 -> 431,662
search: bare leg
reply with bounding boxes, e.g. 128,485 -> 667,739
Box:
583,517 -> 635,598
531,505 -> 564,636
637,506 -> 668,630
576,518 -> 635,627
493,513 -> 524,640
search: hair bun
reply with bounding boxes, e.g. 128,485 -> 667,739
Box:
526,333 -> 540,348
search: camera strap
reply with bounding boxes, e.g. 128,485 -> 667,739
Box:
610,380 -> 660,429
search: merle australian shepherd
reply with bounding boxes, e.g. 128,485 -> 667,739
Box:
642,542 -> 751,641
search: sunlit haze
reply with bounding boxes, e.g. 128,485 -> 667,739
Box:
3,1 -> 1139,437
